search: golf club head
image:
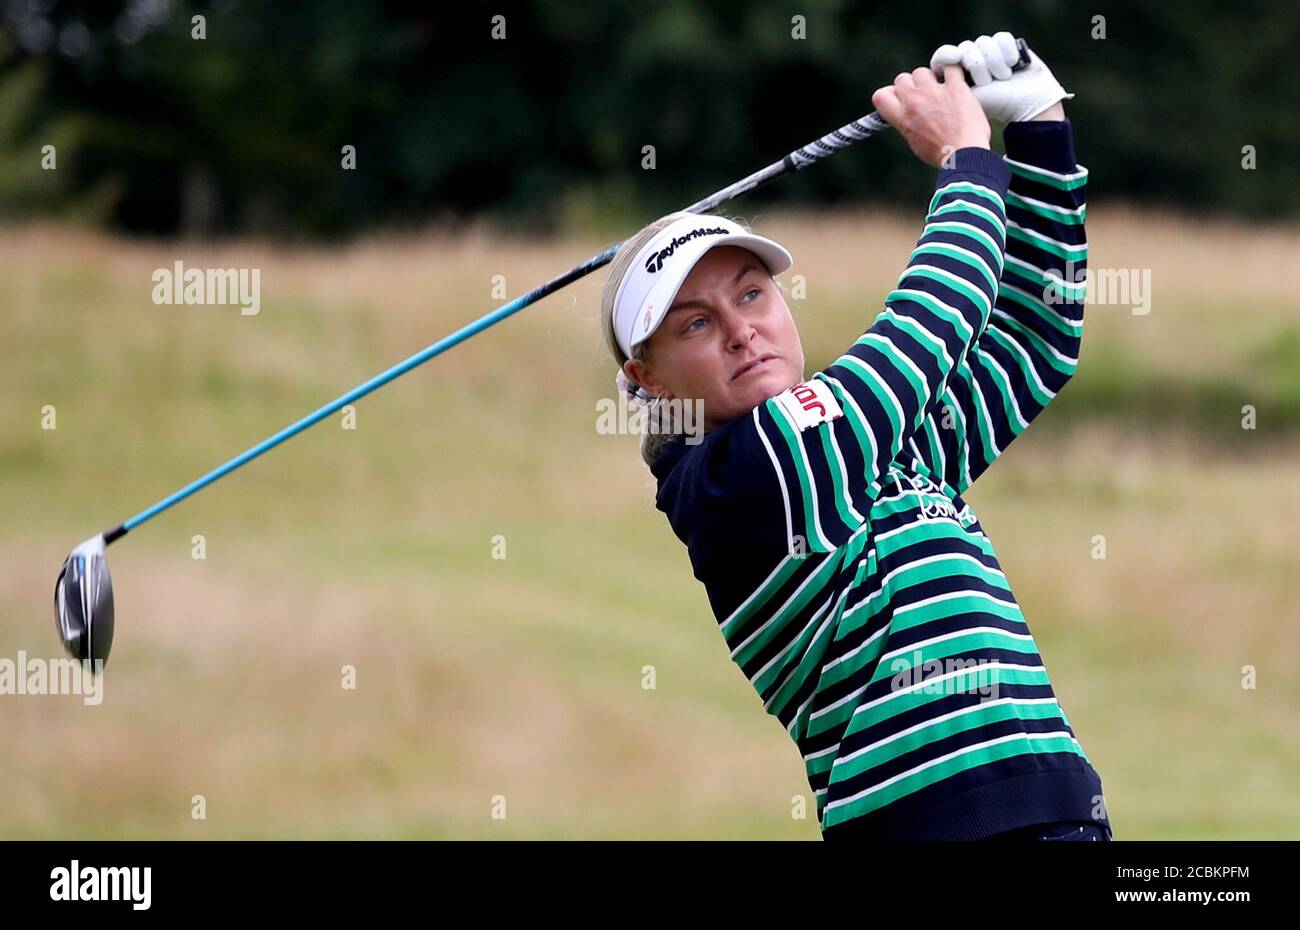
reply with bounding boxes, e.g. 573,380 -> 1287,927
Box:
54,534 -> 115,668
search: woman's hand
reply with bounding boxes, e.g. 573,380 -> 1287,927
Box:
871,65 -> 991,168
930,33 -> 1073,123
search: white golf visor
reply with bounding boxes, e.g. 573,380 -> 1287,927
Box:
612,214 -> 794,359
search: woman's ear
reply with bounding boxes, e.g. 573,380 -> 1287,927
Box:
624,357 -> 672,400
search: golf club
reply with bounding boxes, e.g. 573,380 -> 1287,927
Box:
53,41 -> 1033,668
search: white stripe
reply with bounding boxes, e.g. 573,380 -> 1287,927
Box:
967,357 -> 1003,460
770,397 -> 837,554
1002,156 -> 1088,183
990,306 -> 1078,366
924,410 -> 949,480
903,261 -> 995,314
789,686 -> 819,740
752,406 -> 797,558
821,374 -> 880,475
863,329 -> 944,415
920,221 -> 1005,275
754,590 -> 837,695
886,287 -> 975,341
912,238 -> 1001,292
932,197 -> 1007,239
761,592 -> 844,711
907,436 -> 931,480
838,696 -> 1062,766
845,659 -> 1052,721
932,179 -> 1006,212
1007,219 -> 1087,256
730,522 -> 870,658
1006,189 -> 1086,219
982,324 -> 1055,401
891,587 -> 1019,621
824,729 -> 1081,813
834,354 -> 907,460
877,625 -> 1036,665
826,427 -> 866,524
873,550 -> 1008,593
720,547 -> 796,635
808,692 -> 1062,766
821,609 -> 890,672
729,557 -> 832,660
995,285 -> 1079,339
873,308 -> 955,369
808,657 -> 1050,753
1004,253 -> 1088,299
933,384 -> 974,490
973,345 -> 1029,432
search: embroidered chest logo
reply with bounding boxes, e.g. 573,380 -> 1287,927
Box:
775,379 -> 843,431
920,494 -> 977,527
899,472 -> 978,528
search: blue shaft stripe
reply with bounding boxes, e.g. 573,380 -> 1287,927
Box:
124,246 -> 619,530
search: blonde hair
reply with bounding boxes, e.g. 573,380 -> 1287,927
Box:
600,210 -> 726,467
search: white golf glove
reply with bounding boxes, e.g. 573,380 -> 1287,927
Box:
930,31 -> 1073,123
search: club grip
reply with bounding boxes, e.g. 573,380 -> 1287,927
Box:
963,37 -> 1032,86
1011,37 -> 1032,71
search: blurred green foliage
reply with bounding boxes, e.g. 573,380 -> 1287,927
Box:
1,0 -> 1296,237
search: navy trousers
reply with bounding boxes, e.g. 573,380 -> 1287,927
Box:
983,820 -> 1112,841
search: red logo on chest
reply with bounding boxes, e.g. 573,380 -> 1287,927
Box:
791,382 -> 826,417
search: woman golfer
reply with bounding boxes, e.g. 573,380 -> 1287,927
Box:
600,33 -> 1108,841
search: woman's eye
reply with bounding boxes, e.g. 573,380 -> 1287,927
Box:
686,317 -> 708,332
742,287 -> 761,302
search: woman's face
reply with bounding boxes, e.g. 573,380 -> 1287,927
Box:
624,246 -> 805,432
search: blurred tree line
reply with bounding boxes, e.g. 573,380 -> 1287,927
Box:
0,0 -> 1295,238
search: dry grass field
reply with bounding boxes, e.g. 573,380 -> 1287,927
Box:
2,207 -> 1297,838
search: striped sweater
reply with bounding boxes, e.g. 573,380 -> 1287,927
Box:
650,121 -> 1107,839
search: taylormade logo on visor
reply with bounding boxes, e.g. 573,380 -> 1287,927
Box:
611,214 -> 792,360
643,226 -> 731,273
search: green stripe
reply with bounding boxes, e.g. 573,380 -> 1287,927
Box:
970,342 -> 1027,433
747,532 -> 869,693
833,353 -> 904,446
834,695 -> 1063,778
929,199 -> 1007,238
981,325 -> 1054,409
867,315 -> 946,397
823,734 -> 1087,826
901,267 -> 990,318
1006,158 -> 1088,190
817,375 -> 882,490
907,241 -> 999,294
760,594 -> 843,715
867,551 -> 1008,601
885,288 -> 975,342
767,400 -> 831,554
730,553 -> 842,664
1003,254 -> 1088,299
931,387 -> 971,494
918,413 -> 944,479
720,554 -> 807,638
1006,189 -> 1086,225
952,363 -> 996,472
846,663 -> 1050,737
1007,224 -> 1087,260
873,515 -> 995,562
889,590 -> 1023,638
818,427 -> 862,535
920,220 -> 1004,271
997,284 -> 1083,341
929,180 -> 1006,216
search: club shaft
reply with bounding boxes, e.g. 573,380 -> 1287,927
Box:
114,105 -> 900,540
